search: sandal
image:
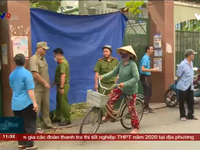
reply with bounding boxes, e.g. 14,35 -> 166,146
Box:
35,128 -> 44,134
102,117 -> 108,122
101,115 -> 116,123
130,129 -> 139,134
187,116 -> 198,120
180,117 -> 186,121
26,145 -> 38,150
19,145 -> 26,149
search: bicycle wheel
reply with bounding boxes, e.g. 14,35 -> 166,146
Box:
120,98 -> 144,130
79,106 -> 103,134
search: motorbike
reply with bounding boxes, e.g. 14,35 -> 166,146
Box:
164,66 -> 200,108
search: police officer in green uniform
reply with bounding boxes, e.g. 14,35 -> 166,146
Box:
94,45 -> 119,94
52,48 -> 71,126
94,45 -> 122,118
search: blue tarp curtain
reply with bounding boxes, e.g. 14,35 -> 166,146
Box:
30,8 -> 128,111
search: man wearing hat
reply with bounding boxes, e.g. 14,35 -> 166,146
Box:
176,49 -> 198,121
94,45 -> 119,120
94,45 -> 119,94
29,42 -> 56,133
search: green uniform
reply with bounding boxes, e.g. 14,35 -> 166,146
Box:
52,58 -> 71,122
94,57 -> 121,110
94,57 -> 119,94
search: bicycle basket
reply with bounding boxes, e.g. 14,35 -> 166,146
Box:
86,90 -> 109,108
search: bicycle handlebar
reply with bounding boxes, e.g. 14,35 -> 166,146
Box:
98,78 -> 123,91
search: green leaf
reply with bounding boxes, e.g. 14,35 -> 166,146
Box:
124,0 -> 144,15
30,0 -> 61,12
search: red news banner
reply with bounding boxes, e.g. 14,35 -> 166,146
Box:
1,134 -> 200,141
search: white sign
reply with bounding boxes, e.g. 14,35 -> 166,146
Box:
195,13 -> 200,21
154,58 -> 162,72
12,36 -> 29,58
153,34 -> 162,49
154,49 -> 162,57
166,43 -> 172,53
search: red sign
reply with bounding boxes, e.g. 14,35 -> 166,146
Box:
0,134 -> 199,141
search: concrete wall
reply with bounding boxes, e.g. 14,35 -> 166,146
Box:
79,0 -> 148,15
174,1 -> 200,25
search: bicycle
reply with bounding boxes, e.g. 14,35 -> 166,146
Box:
79,78 -> 144,134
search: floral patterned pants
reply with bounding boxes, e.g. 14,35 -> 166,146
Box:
105,88 -> 140,129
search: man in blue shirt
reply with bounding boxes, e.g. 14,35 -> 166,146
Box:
176,49 -> 198,121
139,46 -> 158,113
9,54 -> 38,149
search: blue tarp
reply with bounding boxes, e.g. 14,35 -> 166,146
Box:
30,8 -> 128,111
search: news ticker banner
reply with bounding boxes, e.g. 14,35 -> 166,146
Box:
0,134 -> 199,141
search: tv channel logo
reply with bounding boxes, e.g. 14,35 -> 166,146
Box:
195,13 -> 200,21
0,12 -> 19,20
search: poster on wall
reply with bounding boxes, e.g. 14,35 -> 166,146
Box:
2,44 -> 8,65
154,49 -> 162,57
166,43 -> 172,53
153,34 -> 162,49
154,58 -> 162,72
12,36 -> 28,58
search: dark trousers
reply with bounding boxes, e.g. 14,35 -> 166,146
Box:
13,104 -> 37,148
178,86 -> 194,118
140,74 -> 152,109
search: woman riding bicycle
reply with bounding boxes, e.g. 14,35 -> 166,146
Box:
99,45 -> 140,133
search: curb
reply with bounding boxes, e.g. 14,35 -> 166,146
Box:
152,105 -> 167,110
2,106 -> 168,134
0,105 -> 168,145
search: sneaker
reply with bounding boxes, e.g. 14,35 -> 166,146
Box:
148,108 -> 154,113
143,109 -> 148,114
180,117 -> 186,121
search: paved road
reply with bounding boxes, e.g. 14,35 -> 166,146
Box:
1,108 -> 200,149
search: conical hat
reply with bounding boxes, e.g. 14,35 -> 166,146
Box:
116,45 -> 137,59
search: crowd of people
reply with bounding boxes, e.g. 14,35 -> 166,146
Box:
94,45 -> 198,134
9,41 -> 198,149
9,42 -> 71,149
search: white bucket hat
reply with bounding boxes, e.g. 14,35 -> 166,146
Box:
116,45 -> 137,60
